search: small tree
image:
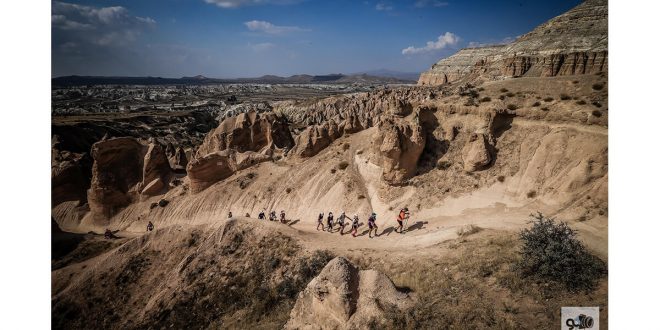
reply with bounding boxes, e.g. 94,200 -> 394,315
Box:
515,212 -> 606,291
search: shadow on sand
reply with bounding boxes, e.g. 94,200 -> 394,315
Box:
405,221 -> 429,233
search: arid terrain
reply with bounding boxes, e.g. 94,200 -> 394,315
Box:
52,1 -> 608,329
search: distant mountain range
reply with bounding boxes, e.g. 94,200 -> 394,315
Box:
52,72 -> 417,87
353,69 -> 421,82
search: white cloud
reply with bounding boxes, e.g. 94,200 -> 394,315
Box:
53,1 -> 156,48
375,2 -> 393,11
51,14 -> 93,30
204,0 -> 302,8
249,42 -> 275,52
414,0 -> 449,8
244,20 -> 309,35
401,32 -> 459,55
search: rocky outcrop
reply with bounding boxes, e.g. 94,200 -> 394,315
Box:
187,150 -> 270,193
195,111 -> 294,157
172,147 -> 188,169
417,0 -> 608,86
52,149 -> 91,206
274,89 -> 428,129
186,111 -> 291,192
371,116 -> 426,185
87,138 -> 172,221
292,121 -> 342,157
461,133 -> 492,172
285,257 -> 415,329
141,142 -> 171,196
417,46 -> 504,86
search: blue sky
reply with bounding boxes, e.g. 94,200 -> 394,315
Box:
52,0 -> 581,78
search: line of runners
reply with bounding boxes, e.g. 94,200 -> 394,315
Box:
228,207 -> 411,239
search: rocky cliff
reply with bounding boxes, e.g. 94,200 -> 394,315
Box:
418,0 -> 608,86
418,46 -> 504,86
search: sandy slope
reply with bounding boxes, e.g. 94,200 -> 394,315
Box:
58,109 -> 607,260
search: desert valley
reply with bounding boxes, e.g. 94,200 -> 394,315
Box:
51,0 -> 608,328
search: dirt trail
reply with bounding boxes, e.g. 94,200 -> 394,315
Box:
57,110 -> 608,261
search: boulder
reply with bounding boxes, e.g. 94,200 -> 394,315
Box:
461,133 -> 491,172
286,257 -> 415,329
371,117 -> 426,185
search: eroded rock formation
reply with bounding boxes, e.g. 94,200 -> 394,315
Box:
186,150 -> 270,193
371,116 -> 426,185
292,120 -> 342,157
274,89 -> 426,129
87,137 -> 172,221
285,257 -> 415,329
461,133 -> 492,172
52,151 -> 91,206
195,111 -> 294,157
187,110 -> 291,192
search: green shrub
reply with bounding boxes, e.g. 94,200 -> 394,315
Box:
526,190 -> 536,198
592,83 -> 604,91
479,96 -> 491,102
338,161 -> 349,170
543,97 -> 553,102
560,94 -> 571,100
515,212 -> 606,290
591,110 -> 602,117
541,107 -> 549,111
506,104 -> 518,110
592,101 -> 602,108
500,88 -> 508,93
576,100 -> 586,105
532,101 -> 541,107
506,92 -> 515,97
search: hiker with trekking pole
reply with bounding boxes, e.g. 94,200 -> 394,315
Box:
337,211 -> 347,235
395,207 -> 410,234
316,212 -> 325,231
